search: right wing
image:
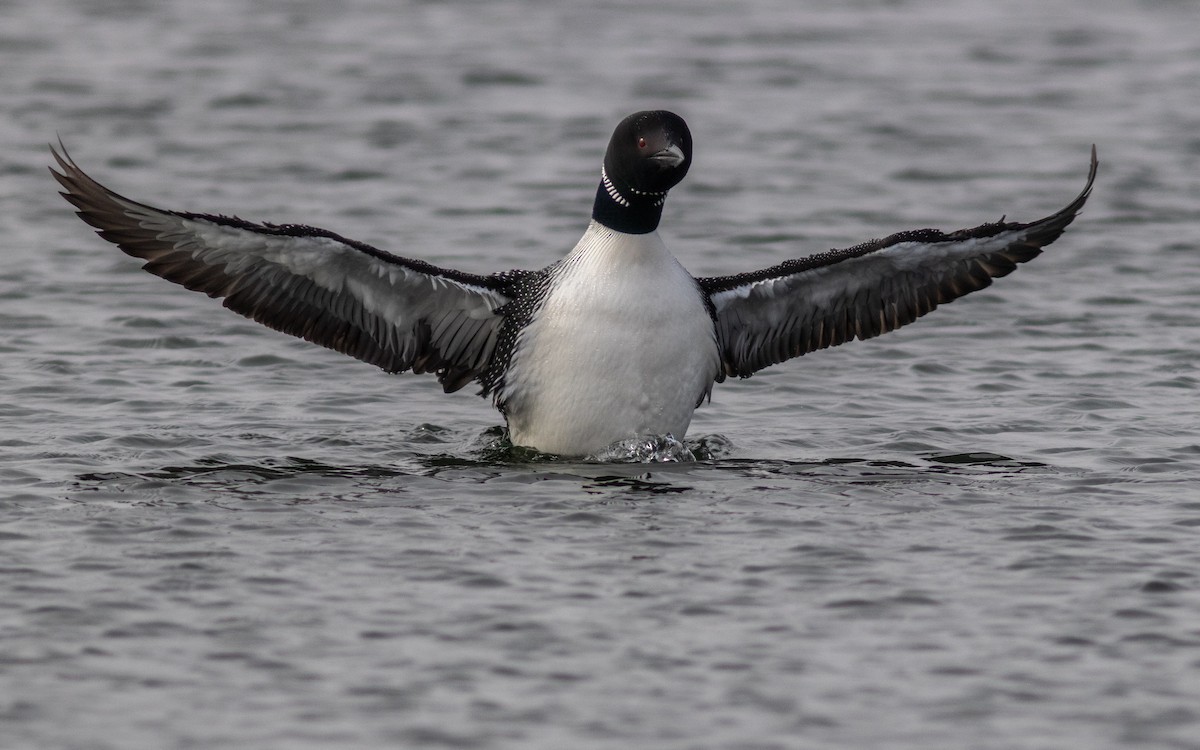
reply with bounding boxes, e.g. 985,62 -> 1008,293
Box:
700,147 -> 1098,378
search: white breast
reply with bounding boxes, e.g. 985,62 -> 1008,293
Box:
499,221 -> 721,455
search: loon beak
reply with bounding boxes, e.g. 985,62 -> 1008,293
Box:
649,143 -> 685,169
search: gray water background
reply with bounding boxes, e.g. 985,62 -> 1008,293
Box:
3,0 -> 1200,747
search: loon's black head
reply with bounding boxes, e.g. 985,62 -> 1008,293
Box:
593,110 -> 692,234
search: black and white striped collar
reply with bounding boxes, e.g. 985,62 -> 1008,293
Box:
593,166 -> 669,234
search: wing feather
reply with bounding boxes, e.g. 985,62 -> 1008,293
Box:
700,147 -> 1098,378
51,143 -> 512,392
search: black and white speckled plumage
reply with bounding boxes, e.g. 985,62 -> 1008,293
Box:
479,267 -> 554,407
51,112 -> 1097,456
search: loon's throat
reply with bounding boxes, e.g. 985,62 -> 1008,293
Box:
592,167 -> 668,234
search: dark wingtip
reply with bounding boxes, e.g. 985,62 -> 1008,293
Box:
48,137 -> 71,180
1085,143 -> 1098,198
1054,144 -> 1098,217
49,139 -> 87,208
1026,144 -> 1098,223
1016,144 -> 1098,247
1077,144 -> 1098,208
49,135 -> 76,171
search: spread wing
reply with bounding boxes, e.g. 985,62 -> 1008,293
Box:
699,146 -> 1098,378
51,143 -> 513,393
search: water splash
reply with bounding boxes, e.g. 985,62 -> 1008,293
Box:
588,433 -> 697,463
470,427 -> 733,463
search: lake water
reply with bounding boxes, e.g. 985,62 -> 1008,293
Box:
3,0 -> 1200,747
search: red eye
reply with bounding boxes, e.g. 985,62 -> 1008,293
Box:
637,137 -> 647,149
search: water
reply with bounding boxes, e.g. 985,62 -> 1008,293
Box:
4,0 -> 1200,747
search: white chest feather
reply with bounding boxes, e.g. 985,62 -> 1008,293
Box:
500,222 -> 720,455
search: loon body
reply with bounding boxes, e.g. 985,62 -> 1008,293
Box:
499,222 -> 720,454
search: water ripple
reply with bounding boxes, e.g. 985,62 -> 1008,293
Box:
5,1 -> 1200,748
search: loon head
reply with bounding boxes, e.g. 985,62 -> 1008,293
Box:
594,110 -> 693,233
604,110 -> 693,196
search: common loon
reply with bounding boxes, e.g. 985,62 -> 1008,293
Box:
51,111 -> 1097,456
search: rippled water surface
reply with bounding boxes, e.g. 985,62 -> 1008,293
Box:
4,0 -> 1200,748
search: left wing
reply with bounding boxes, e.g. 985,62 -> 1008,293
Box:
51,143 -> 516,393
699,146 -> 1098,378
